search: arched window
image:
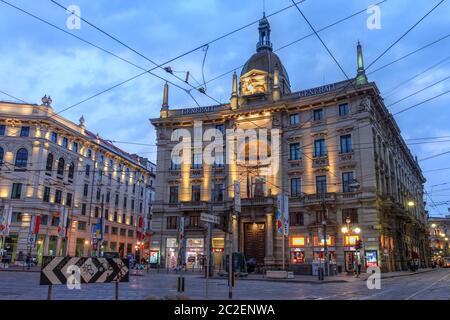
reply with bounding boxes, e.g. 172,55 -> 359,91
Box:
57,157 -> 65,176
0,146 -> 3,167
46,153 -> 53,172
15,148 -> 28,168
68,162 -> 75,180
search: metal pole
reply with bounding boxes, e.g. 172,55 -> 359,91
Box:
281,195 -> 285,271
205,222 -> 211,299
322,195 -> 329,277
228,213 -> 233,299
98,194 -> 104,258
47,285 -> 52,300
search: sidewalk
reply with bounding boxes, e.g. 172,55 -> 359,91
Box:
0,264 -> 40,272
209,268 -> 437,284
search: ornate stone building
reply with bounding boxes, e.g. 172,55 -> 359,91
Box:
0,97 -> 155,265
150,15 -> 429,273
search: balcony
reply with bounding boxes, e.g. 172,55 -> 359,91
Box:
288,159 -> 303,170
190,168 -> 203,178
180,201 -> 209,211
302,192 -> 336,205
338,151 -> 355,164
312,156 -> 329,168
241,196 -> 274,207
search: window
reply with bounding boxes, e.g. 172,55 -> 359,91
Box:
72,142 -> 78,153
252,176 -> 266,197
128,229 -> 134,238
192,152 -> 202,169
57,157 -> 65,176
170,160 -> 181,170
66,193 -> 73,207
96,188 -> 101,200
0,146 -> 3,167
15,148 -> 28,168
11,183 -> 22,199
213,153 -> 224,168
115,194 -> 119,206
314,139 -> 327,157
111,227 -> 118,235
87,149 -> 92,158
78,221 -> 87,231
290,178 -> 302,197
104,209 -> 108,219
131,199 -> 135,211
132,184 -> 136,194
216,124 -> 225,134
130,215 -> 134,226
122,213 -> 126,224
188,215 -> 200,228
169,186 -> 179,204
54,190 -> 62,204
11,212 -> 23,223
95,207 -> 99,218
139,202 -> 143,214
289,143 -> 301,160
62,137 -> 68,149
340,135 -> 352,153
106,191 -> 110,203
46,154 -> 53,173
83,184 -> 89,197
0,125 -> 5,136
313,109 -> 323,121
339,103 -> 349,116
315,210 -> 325,223
104,226 -> 109,234
41,215 -> 48,225
81,203 -> 86,216
51,215 -> 60,226
120,228 -> 126,236
290,212 -> 304,226
85,164 -> 90,176
166,216 -> 178,229
213,184 -> 224,202
43,187 -> 51,202
289,113 -> 300,125
20,126 -> 30,137
114,211 -> 118,222
51,132 -> 58,143
123,197 -> 127,209
68,163 -> 75,180
342,208 -> 358,223
342,172 -> 354,193
191,185 -> 201,202
316,175 -> 327,195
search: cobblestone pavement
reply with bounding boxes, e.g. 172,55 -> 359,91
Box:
0,268 -> 448,300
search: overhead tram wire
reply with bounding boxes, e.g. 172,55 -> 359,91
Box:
383,55 -> 450,98
0,90 -> 27,103
201,0 -> 387,88
50,0 -> 221,105
365,0 -> 446,70
45,0 -> 308,111
393,89 -> 450,115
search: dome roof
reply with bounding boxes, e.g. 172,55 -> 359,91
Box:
240,50 -> 290,86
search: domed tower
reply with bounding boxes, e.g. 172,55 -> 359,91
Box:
237,13 -> 291,105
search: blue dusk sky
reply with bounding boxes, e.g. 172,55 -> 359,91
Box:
0,0 -> 449,216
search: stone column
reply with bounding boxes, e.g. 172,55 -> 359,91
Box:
264,212 -> 274,265
56,237 -> 62,256
43,235 -> 49,255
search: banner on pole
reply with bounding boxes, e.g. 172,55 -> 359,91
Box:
0,205 -> 12,237
283,195 -> 289,236
58,207 -> 68,237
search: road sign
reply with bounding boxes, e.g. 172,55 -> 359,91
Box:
40,256 -> 129,285
200,212 -> 220,225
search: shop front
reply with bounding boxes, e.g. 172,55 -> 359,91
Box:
165,237 -> 178,269
344,234 -> 360,272
149,241 -> 161,267
212,238 -> 224,272
313,235 -> 336,263
365,250 -> 379,267
289,236 -> 306,264
186,238 -> 204,271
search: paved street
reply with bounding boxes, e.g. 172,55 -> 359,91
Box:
0,268 -> 448,300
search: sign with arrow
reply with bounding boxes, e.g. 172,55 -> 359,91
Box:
39,256 -> 129,285
200,212 -> 220,225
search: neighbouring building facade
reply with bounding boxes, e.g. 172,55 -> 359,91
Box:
0,97 -> 155,265
429,215 -> 450,260
150,15 -> 429,273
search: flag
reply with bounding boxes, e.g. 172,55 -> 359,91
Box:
58,207 -> 68,237
246,174 -> 251,198
138,216 -> 144,241
0,205 -> 12,236
283,195 -> 289,236
30,215 -> 41,235
234,180 -> 241,214
276,195 -> 283,234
